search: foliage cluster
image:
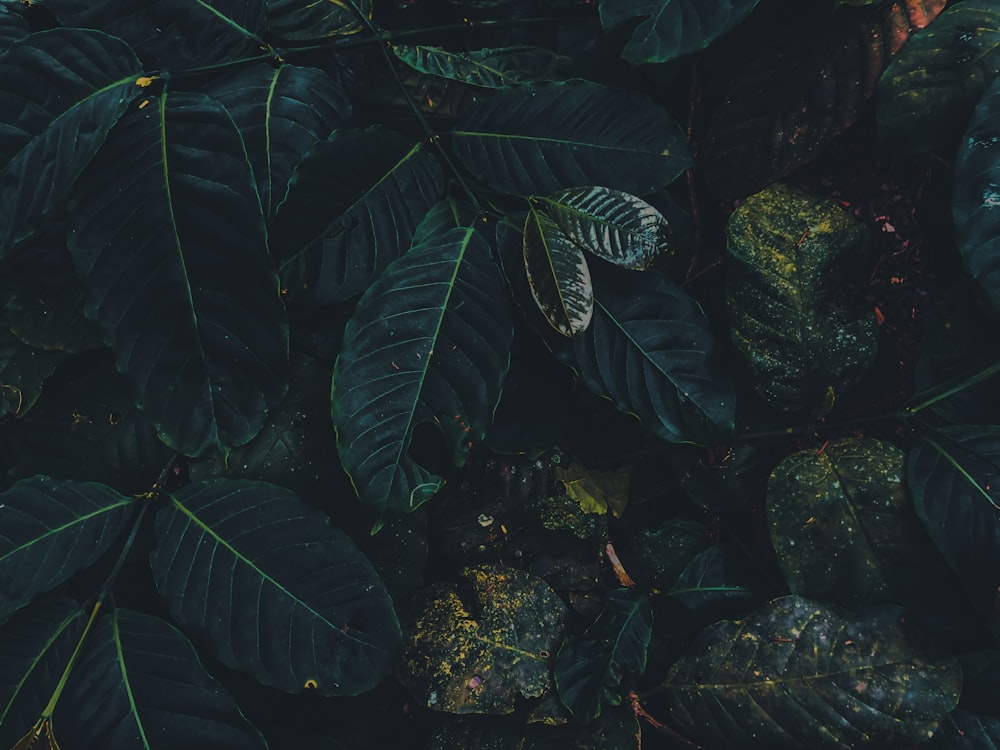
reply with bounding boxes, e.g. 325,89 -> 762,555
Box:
1,0 -> 1000,748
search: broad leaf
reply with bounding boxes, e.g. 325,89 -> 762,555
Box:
68,91 -> 289,458
543,186 -> 674,270
0,477 -> 132,625
767,438 -> 927,606
953,79 -> 1000,312
0,597 -> 86,750
401,565 -> 568,714
333,223 -> 512,521
392,45 -> 572,88
620,518 -> 711,591
7,357 -> 173,494
41,0 -> 266,69
600,0 -> 762,65
522,207 -> 594,337
0,3 -> 29,50
0,328 -> 64,418
451,80 -> 689,196
667,544 -> 757,617
56,609 -> 266,749
542,269 -> 735,445
926,710 -> 1000,749
0,29 -> 144,254
204,63 -> 351,218
878,0 -> 1000,153
726,182 -> 877,412
704,1 -> 944,196
658,595 -> 961,749
554,588 -> 651,723
555,463 -> 630,517
150,479 -> 401,695
265,0 -> 368,41
272,127 -> 445,305
908,426 -> 1000,615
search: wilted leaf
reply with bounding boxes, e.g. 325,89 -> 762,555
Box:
543,186 -> 674,270
392,45 -> 572,88
523,207 -> 594,337
726,182 -> 877,412
555,463 -> 630,517
658,595 -> 962,749
554,588 -> 651,723
953,79 -> 1000,313
878,0 -> 1000,153
600,0 -> 763,65
401,565 -> 568,714
767,438 -> 927,605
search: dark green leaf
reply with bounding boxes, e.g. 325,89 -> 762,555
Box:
543,186 -> 674,270
0,328 -> 64,418
333,223 -> 512,521
0,29 -> 144,254
924,710 -> 1000,749
150,479 -> 401,695
265,0 -> 367,41
953,79 -> 1000,312
544,269 -> 735,445
658,595 -> 961,749
672,437 -> 782,511
56,609 -> 266,749
0,597 -> 86,749
878,0 -> 1000,153
68,91 -> 289,458
620,518 -> 711,591
401,564 -> 568,714
957,650 -> 1000,719
523,207 -> 594,337
554,588 -> 651,723
908,426 -> 1000,614
451,80 -> 689,196
7,357 -> 173,494
0,477 -> 132,625
204,63 -> 351,219
600,0 -> 762,65
704,1 -> 944,196
41,0 -> 266,69
726,182 -> 877,412
0,3 -> 29,50
667,544 -> 756,616
272,127 -> 445,305
392,45 -> 572,88
767,438 -> 927,606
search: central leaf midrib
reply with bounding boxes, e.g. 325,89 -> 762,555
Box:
0,497 -> 130,565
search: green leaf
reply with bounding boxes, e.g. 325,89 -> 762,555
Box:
522,207 -> 594,337
544,269 -> 735,445
953,79 -> 1000,312
265,0 -> 368,41
333,223 -> 512,520
658,595 -> 962,749
204,63 -> 351,219
554,588 -> 651,723
451,80 -> 689,196
878,0 -> 1000,153
543,186 -> 675,270
0,3 -> 29,50
908,426 -> 1000,615
667,544 -> 756,617
926,710 -> 1000,749
272,127 -> 445,305
620,518 -> 711,591
392,44 -> 572,88
150,479 -> 401,695
7,357 -> 173,494
704,2 -> 944,196
0,597 -> 86,749
0,29 -> 144,254
726,182 -> 877,412
56,609 -> 266,749
401,565 -> 568,714
599,0 -> 762,65
41,0 -> 266,69
0,328 -> 64,419
0,477 -> 132,625
767,438 -> 927,606
67,91 -> 289,458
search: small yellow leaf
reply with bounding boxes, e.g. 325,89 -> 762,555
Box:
135,76 -> 157,88
11,719 -> 60,750
556,463 -> 631,518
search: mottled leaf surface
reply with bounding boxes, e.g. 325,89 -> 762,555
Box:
401,565 -> 568,714
659,595 -> 961,749
726,183 -> 877,412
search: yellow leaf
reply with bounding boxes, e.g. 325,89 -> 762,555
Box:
556,463 -> 631,518
11,720 -> 60,750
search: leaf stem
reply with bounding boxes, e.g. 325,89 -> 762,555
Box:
905,359 -> 1000,415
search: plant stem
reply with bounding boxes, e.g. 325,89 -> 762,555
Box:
905,359 -> 1000,415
